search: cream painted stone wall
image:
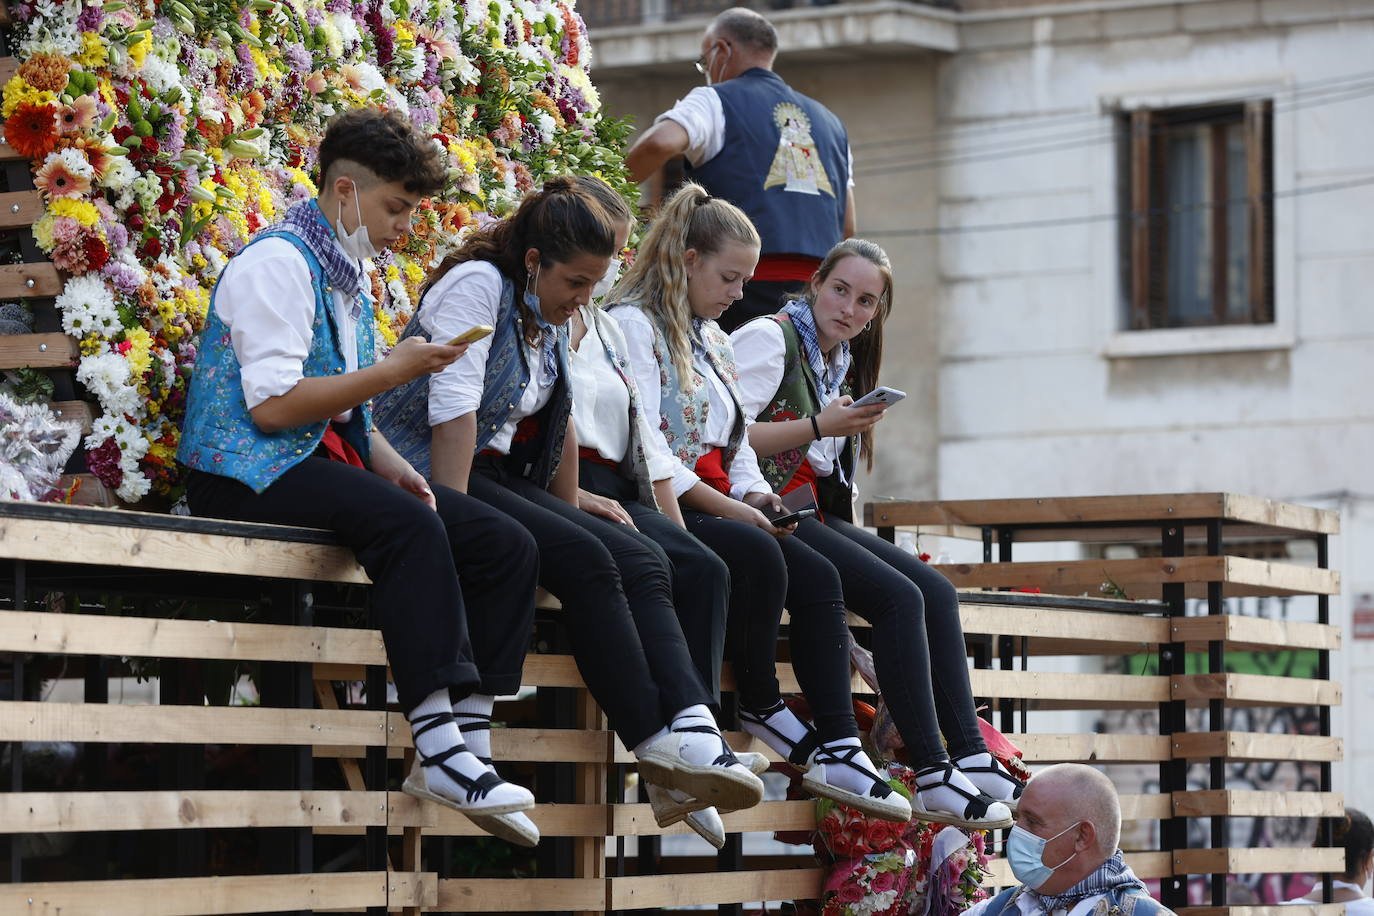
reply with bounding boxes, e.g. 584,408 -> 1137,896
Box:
591,52 -> 945,501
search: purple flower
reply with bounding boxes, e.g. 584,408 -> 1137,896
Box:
305,5 -> 323,26
285,42 -> 311,73
101,260 -> 141,295
75,5 -> 103,31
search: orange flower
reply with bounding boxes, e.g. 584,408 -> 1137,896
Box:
243,89 -> 266,123
56,95 -> 98,134
64,134 -> 111,179
34,153 -> 92,199
5,101 -> 60,160
17,53 -> 70,92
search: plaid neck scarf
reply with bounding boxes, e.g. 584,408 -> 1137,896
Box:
1027,852 -> 1145,915
278,199 -> 364,303
781,299 -> 849,405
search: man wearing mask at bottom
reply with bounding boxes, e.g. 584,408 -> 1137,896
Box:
967,764 -> 1176,916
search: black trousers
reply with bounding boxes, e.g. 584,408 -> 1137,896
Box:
681,510 -> 858,743
794,514 -> 987,764
185,459 -> 538,713
578,460 -> 730,703
718,279 -> 807,334
469,455 -> 714,747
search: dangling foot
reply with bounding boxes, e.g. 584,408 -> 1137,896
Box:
735,751 -> 771,775
801,737 -> 912,823
636,723 -> 764,813
645,783 -> 725,849
458,758 -> 540,847
953,751 -> 1024,811
401,711 -> 534,817
740,700 -> 819,768
912,761 -> 1013,830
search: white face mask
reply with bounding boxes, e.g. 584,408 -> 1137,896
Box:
591,256 -> 621,302
336,184 -> 382,260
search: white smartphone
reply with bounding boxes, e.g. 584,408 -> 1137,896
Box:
850,386 -> 906,408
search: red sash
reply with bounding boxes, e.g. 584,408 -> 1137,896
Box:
779,457 -> 817,497
320,423 -> 366,468
578,446 -> 619,469
694,448 -> 731,496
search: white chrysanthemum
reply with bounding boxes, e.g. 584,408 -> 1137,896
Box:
532,109 -> 557,144
454,55 -> 480,86
48,147 -> 95,180
56,275 -> 119,338
401,49 -> 426,82
139,55 -> 182,96
330,12 -> 361,50
100,156 -> 138,194
76,352 -> 131,406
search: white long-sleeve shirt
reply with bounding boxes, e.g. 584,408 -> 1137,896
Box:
419,260 -> 554,454
214,237 -> 367,421
610,305 -> 771,500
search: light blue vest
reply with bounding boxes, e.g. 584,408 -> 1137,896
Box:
611,302 -> 745,472
982,884 -> 1175,916
178,231 -> 373,493
374,273 -> 572,488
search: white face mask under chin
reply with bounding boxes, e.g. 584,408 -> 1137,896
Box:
336,189 -> 382,260
591,257 -> 621,302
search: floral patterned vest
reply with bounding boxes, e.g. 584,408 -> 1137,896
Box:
617,302 -> 746,472
374,275 -> 572,489
178,231 -> 373,493
752,313 -> 856,519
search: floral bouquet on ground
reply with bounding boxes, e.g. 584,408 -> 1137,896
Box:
822,844 -> 919,916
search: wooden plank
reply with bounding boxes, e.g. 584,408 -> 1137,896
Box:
961,601 -> 1167,645
0,332 -> 78,369
1180,907 -> 1346,916
0,610 -> 387,666
0,513 -> 367,583
970,670 -> 1170,705
0,57 -> 16,83
607,868 -> 824,909
1171,673 -> 1341,707
863,493 -> 1337,537
1013,733 -> 1171,763
377,797 -> 596,837
932,556 -> 1339,599
609,799 -> 817,836
48,400 -> 94,435
0,872 -> 432,914
379,720 -> 616,764
985,852 -> 1173,887
1173,790 -> 1343,819
56,473 -> 116,507
0,790 -> 390,833
1174,847 -> 1344,876
0,262 -> 64,297
1172,616 -> 1340,653
1172,731 -> 1342,762
315,652 -> 584,688
0,701 -> 387,747
1121,793 -> 1172,821
0,189 -> 44,229
437,878 -> 605,912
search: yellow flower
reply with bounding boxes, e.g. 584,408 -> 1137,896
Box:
127,31 -> 150,69
394,21 -> 416,48
1,76 -> 56,120
51,198 -> 101,228
124,327 -> 154,377
99,78 -> 117,109
76,32 -> 109,68
79,333 -> 103,356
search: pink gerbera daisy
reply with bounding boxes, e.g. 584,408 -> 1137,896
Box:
34,155 -> 92,199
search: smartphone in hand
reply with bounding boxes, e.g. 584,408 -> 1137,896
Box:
444,324 -> 494,346
761,485 -> 820,527
850,386 -> 906,408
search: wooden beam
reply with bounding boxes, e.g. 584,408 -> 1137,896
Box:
1173,790 -> 1343,819
0,262 -> 63,297
1171,673 -> 1340,707
1179,907 -> 1346,916
0,57 -> 16,83
960,602 -> 1168,645
0,610 -> 386,666
1121,793 -> 1172,821
0,790 -> 390,833
1172,731 -> 1342,762
863,493 -> 1338,537
1174,847 -> 1343,876
1013,733 -> 1171,763
932,556 -> 1338,599
0,189 -> 44,229
0,872 -> 433,914
970,670 -> 1170,705
437,878 -> 604,912
0,513 -> 367,583
1171,615 -> 1340,652
0,701 -> 386,747
0,332 -> 79,369
48,400 -> 94,435
607,868 -> 824,910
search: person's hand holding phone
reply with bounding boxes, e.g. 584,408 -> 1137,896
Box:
815,395 -> 886,439
741,491 -> 799,538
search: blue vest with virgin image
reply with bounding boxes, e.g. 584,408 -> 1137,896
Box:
687,68 -> 849,259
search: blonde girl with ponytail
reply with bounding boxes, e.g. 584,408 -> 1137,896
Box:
607,183 -> 912,824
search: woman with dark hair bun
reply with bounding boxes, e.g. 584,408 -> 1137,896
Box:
1286,808 -> 1374,912
375,177 -> 764,849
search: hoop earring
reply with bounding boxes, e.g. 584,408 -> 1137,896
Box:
862,320 -> 872,333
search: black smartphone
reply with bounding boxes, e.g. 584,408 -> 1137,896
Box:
763,506 -> 817,527
762,486 -> 819,527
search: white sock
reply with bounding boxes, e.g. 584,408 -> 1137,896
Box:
953,751 -> 1022,802
408,688 -> 490,794
453,694 -> 495,761
670,705 -> 730,768
742,703 -> 813,760
633,726 -> 670,760
814,736 -> 887,798
916,760 -> 984,815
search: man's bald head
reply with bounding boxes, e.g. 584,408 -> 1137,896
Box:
1027,764 -> 1122,857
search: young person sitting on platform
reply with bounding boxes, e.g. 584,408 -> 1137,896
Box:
965,763 -> 1174,916
729,238 -> 1023,826
1284,808 -> 1373,914
562,176 -> 746,848
605,182 -> 912,825
178,107 -> 542,845
373,177 -> 765,828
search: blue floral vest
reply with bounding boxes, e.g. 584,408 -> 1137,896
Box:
373,273 -> 572,488
982,885 -> 1175,916
612,302 -> 745,472
178,231 -> 373,493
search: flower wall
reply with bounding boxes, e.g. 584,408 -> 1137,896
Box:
2,0 -> 634,502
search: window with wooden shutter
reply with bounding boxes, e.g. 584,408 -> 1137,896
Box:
1120,101 -> 1273,330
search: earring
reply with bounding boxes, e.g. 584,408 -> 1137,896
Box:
862,320 -> 872,333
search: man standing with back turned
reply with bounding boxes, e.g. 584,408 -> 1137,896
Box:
625,7 -> 854,333
967,764 -> 1178,916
